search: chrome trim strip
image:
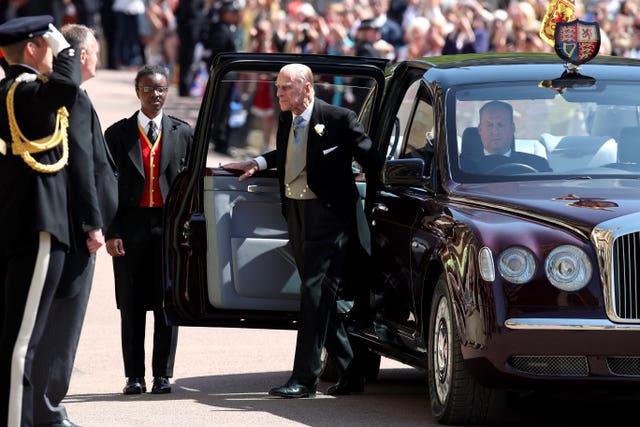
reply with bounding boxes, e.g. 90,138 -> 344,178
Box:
505,318 -> 640,331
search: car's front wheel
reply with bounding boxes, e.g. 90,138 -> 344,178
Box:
427,275 -> 506,425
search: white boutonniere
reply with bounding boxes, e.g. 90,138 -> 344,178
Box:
314,124 -> 325,136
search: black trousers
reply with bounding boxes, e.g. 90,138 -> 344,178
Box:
286,198 -> 354,387
0,232 -> 66,427
31,251 -> 96,425
115,207 -> 178,378
120,308 -> 178,378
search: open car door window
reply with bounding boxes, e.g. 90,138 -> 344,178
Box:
163,53 -> 387,328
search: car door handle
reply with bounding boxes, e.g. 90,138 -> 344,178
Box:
372,203 -> 389,213
247,184 -> 279,193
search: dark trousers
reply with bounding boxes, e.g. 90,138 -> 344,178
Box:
121,308 -> 178,378
286,198 -> 354,387
0,232 -> 66,427
116,207 -> 178,378
31,252 -> 96,425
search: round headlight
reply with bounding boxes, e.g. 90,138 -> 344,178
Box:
545,245 -> 592,291
497,246 -> 536,284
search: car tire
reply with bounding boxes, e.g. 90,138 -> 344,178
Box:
320,347 -> 381,383
427,275 -> 506,425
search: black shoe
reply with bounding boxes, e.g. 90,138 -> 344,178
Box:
50,419 -> 81,427
151,376 -> 172,394
123,377 -> 146,394
269,379 -> 316,398
326,373 -> 365,396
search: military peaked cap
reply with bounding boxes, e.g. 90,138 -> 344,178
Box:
0,15 -> 53,46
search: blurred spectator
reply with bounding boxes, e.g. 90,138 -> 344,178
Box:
112,0 -> 146,69
11,0 -> 66,26
143,0 -> 179,76
201,0 -> 240,69
247,16 -> 278,152
272,9 -> 293,52
370,0 -> 403,48
398,0 -> 429,30
395,16 -> 430,61
100,0 -> 118,69
201,0 -> 242,155
425,14 -> 447,55
442,0 -> 490,54
489,8 -> 513,52
176,0 -> 206,97
290,2 -> 326,53
72,0 -> 100,28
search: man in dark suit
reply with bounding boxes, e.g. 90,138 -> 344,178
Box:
0,16 -> 81,427
105,64 -> 192,396
223,63 -> 383,398
31,24 -> 118,427
460,100 -> 552,173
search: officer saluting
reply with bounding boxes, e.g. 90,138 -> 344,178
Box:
0,15 -> 81,427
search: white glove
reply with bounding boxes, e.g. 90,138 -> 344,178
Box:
42,23 -> 71,57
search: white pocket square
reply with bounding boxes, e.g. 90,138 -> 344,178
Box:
322,146 -> 338,155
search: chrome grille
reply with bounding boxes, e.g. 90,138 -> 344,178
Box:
508,356 -> 588,377
612,232 -> 640,320
608,357 -> 640,377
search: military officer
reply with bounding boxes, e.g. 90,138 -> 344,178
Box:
0,15 -> 81,427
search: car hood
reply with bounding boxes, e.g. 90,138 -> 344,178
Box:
450,178 -> 640,229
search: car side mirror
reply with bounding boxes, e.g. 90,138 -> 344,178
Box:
382,158 -> 427,186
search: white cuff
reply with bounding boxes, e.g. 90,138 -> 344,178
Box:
255,156 -> 267,171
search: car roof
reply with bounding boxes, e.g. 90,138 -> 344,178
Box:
391,53 -> 640,88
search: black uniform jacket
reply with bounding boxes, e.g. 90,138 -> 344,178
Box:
104,112 -> 193,239
264,97 -> 383,225
0,48 -> 81,248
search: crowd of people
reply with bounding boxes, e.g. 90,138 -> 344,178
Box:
0,0 -> 637,99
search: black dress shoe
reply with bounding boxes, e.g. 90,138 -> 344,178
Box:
269,379 -> 316,398
151,376 -> 172,394
326,375 -> 365,396
123,377 -> 146,394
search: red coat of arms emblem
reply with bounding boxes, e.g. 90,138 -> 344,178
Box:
554,20 -> 601,65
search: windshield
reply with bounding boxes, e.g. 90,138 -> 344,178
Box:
452,81 -> 640,181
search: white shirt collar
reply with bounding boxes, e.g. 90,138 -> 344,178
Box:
293,99 -> 314,123
138,111 -> 163,131
484,148 -> 512,157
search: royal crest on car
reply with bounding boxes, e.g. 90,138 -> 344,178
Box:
554,20 -> 600,65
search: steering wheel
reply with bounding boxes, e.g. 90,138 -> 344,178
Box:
487,162 -> 539,175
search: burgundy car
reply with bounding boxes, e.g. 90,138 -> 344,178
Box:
163,46 -> 640,424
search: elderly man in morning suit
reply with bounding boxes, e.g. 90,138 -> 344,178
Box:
223,63 -> 383,398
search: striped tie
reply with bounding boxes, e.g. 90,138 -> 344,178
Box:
147,121 -> 158,143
